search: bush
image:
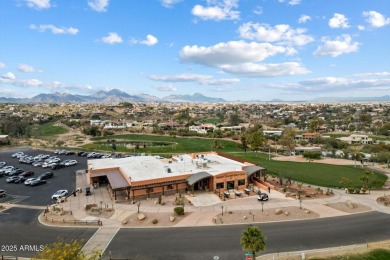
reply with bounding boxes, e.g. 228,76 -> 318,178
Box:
174,206 -> 184,215
152,219 -> 158,224
347,187 -> 355,194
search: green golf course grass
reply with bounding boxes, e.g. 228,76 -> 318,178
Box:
29,123 -> 69,137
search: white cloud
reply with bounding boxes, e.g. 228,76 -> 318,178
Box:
132,34 -> 158,46
253,6 -> 263,15
149,74 -> 212,82
18,64 -> 36,73
157,85 -> 177,91
220,62 -> 310,77
298,15 -> 311,24
179,41 -> 308,77
0,75 -> 93,93
191,0 -> 240,21
100,32 -> 123,44
25,0 -> 51,10
180,41 -> 288,67
357,25 -> 366,31
329,13 -> 350,28
2,72 -> 16,80
148,73 -> 240,85
0,62 -> 5,69
313,35 -> 359,57
363,11 -> 390,28
29,24 -> 79,35
288,0 -> 301,5
88,0 -> 109,12
238,23 -> 314,46
160,0 -> 182,8
353,72 -> 390,77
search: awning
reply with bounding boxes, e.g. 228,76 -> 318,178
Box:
186,171 -> 212,186
244,165 -> 265,177
90,170 -> 130,190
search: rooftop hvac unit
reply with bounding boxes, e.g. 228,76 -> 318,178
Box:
167,168 -> 172,173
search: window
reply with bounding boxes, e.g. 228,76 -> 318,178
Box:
216,182 -> 224,189
147,188 -> 154,193
167,185 -> 173,190
238,179 -> 245,186
227,181 -> 234,190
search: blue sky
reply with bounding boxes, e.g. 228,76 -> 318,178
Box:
0,0 -> 389,101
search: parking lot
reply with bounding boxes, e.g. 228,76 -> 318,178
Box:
0,148 -> 89,206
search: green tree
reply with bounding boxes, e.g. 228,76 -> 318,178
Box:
240,226 -> 266,259
212,139 -> 222,151
240,134 -> 249,154
360,171 -> 373,193
228,113 -> 241,126
248,131 -> 264,156
279,127 -> 296,154
35,239 -> 100,260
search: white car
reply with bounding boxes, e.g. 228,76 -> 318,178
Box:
12,152 -> 24,158
0,162 -> 6,167
24,178 -> 38,185
65,160 -> 77,166
0,166 -> 14,174
42,162 -> 58,168
51,190 -> 68,200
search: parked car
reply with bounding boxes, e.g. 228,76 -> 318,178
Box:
0,162 -> 6,167
14,176 -> 27,184
51,190 -> 69,200
30,179 -> 47,186
77,151 -> 85,156
87,152 -> 97,158
24,178 -> 38,185
65,151 -> 75,155
19,171 -> 34,177
8,168 -> 24,176
65,160 -> 77,166
32,161 -> 44,167
258,193 -> 269,201
6,176 -> 19,183
38,172 -> 54,180
42,162 -> 59,168
12,152 -> 24,158
1,166 -> 15,175
51,164 -> 65,170
0,189 -> 6,197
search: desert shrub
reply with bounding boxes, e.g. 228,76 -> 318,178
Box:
152,219 -> 158,224
347,187 -> 355,194
174,206 -> 184,215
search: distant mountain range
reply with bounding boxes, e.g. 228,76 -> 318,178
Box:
0,89 -> 227,104
0,89 -> 388,103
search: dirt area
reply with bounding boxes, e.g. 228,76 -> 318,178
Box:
273,155 -> 356,165
266,177 -> 334,200
122,212 -> 188,227
40,209 -> 77,226
214,206 -> 318,225
325,202 -> 371,213
377,195 -> 390,207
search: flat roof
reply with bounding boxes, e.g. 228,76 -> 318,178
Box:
88,153 -> 247,182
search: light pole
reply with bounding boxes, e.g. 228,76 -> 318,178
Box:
137,201 -> 140,213
261,201 -> 264,212
299,199 -> 302,209
221,206 -> 224,216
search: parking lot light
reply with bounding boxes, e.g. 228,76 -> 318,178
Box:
261,201 -> 264,212
221,205 -> 224,216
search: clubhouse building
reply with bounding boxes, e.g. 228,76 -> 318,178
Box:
87,152 -> 266,201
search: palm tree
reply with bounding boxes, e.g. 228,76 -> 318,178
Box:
240,226 -> 266,258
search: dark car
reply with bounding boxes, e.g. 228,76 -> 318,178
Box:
14,176 -> 27,184
8,168 -> 24,176
51,164 -> 65,170
65,151 -> 75,155
19,170 -> 34,177
30,179 -> 47,186
258,193 -> 269,201
77,151 -> 84,156
38,172 -> 54,180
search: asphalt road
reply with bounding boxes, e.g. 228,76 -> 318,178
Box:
103,211 -> 390,260
0,148 -> 89,205
0,207 -> 97,258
